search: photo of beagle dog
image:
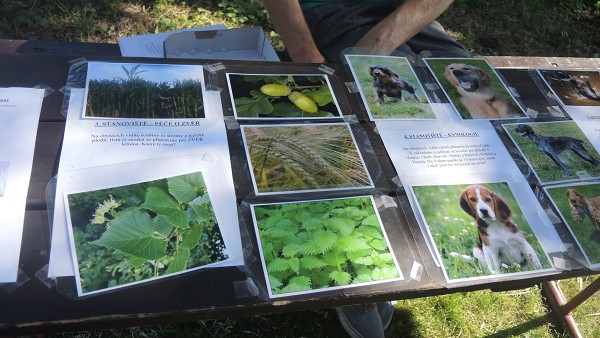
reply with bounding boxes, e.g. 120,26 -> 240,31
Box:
369,65 -> 421,105
444,63 -> 521,119
459,185 -> 542,273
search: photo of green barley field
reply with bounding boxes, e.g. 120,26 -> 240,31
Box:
252,196 -> 402,297
242,123 -> 372,194
412,182 -> 551,281
85,62 -> 205,119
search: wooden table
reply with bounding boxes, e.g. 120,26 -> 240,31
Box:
0,39 -> 598,336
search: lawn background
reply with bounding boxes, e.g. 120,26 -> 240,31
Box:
1,0 -> 598,337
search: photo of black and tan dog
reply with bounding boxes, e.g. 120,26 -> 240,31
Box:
566,188 -> 600,242
424,58 -> 525,120
459,184 -> 543,273
345,55 -> 435,120
369,64 -> 421,105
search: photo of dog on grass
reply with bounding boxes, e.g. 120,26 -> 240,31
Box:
345,55 -> 434,120
545,183 -> 600,268
412,182 -> 551,281
424,58 -> 526,120
503,121 -> 600,183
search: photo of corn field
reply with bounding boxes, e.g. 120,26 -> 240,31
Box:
84,62 -> 205,119
411,182 -> 551,282
242,123 -> 373,194
252,196 -> 402,297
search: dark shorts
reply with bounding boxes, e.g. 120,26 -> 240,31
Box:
291,1 -> 470,63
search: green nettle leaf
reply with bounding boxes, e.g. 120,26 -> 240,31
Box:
338,235 -> 371,253
141,187 -> 189,229
282,276 -> 312,293
369,238 -> 389,251
300,256 -> 327,270
288,257 -> 300,273
93,210 -> 166,260
359,226 -> 384,240
353,274 -> 374,283
301,217 -> 324,231
310,230 -> 337,254
362,214 -> 381,227
282,243 -> 303,257
269,275 -> 283,289
328,218 -> 356,237
294,211 -> 312,223
165,248 -> 191,274
234,92 -> 273,117
268,258 -> 289,272
354,256 -> 374,265
346,249 -> 373,262
168,175 -> 198,204
267,226 -> 295,239
303,85 -> 333,106
329,270 -> 352,286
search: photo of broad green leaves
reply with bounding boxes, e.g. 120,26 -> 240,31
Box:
346,55 -> 434,120
243,123 -> 372,194
545,184 -> 600,266
503,121 -> 600,183
412,182 -> 550,281
228,74 -> 341,119
66,171 -> 228,295
252,197 -> 402,297
85,62 -> 205,119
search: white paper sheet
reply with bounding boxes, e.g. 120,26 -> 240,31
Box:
0,87 -> 45,283
118,25 -> 226,58
49,61 -> 242,278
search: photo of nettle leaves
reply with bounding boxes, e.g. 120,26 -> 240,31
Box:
252,196 -> 402,297
228,73 -> 342,119
66,171 -> 228,295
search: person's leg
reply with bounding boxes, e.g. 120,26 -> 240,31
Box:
336,303 -> 386,338
300,1 -> 469,63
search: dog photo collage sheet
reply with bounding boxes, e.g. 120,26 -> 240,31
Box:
343,55 -> 565,283
223,70 -> 406,298
48,61 -> 244,297
533,68 -> 600,269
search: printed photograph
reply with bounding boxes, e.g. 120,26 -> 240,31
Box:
0,161 -> 8,197
424,58 -> 526,120
503,121 -> 600,183
251,196 -> 403,298
545,183 -> 600,268
537,69 -> 600,107
345,55 -> 434,120
411,182 -> 551,282
242,123 -> 373,194
65,171 -> 229,296
227,73 -> 342,119
84,62 -> 205,119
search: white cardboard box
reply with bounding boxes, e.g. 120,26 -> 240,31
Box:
163,26 -> 280,62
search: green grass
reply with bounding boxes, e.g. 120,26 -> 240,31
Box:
3,1 -> 599,336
